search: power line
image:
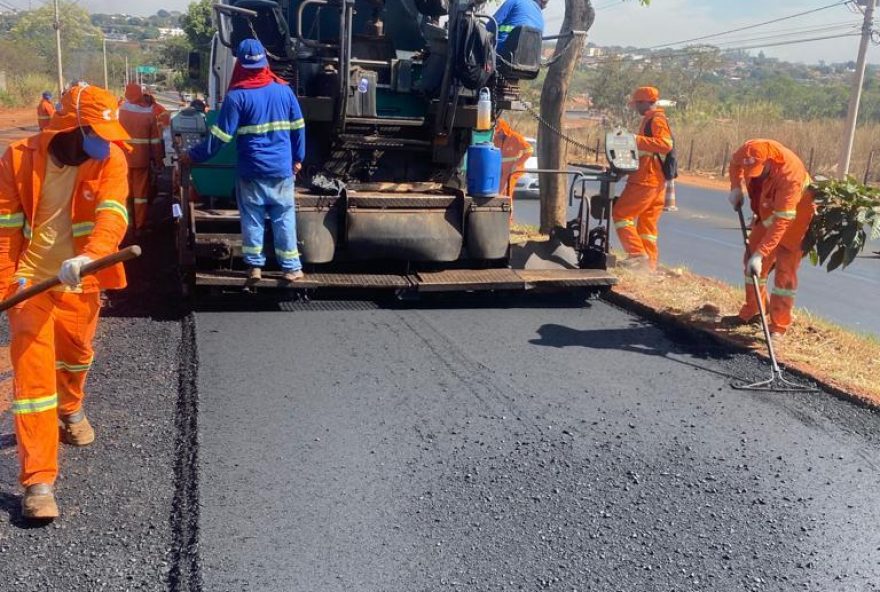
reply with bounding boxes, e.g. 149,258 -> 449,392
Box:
645,1 -> 850,49
703,22 -> 861,48
585,31 -> 862,63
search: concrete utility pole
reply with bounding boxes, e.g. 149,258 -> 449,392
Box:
53,0 -> 63,94
838,0 -> 876,178
102,37 -> 108,89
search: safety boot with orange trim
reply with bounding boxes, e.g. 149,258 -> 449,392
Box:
60,410 -> 95,447
22,483 -> 59,520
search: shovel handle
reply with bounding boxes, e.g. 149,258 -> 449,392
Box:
0,245 -> 142,312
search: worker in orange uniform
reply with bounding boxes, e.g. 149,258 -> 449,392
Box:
722,139 -> 814,339
612,86 -> 673,270
119,83 -> 163,232
494,118 -> 533,197
0,84 -> 131,520
36,92 -> 55,130
144,92 -> 171,130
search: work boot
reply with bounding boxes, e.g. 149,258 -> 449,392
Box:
21,484 -> 59,520
618,255 -> 650,271
718,314 -> 759,329
282,269 -> 305,283
60,410 -> 95,447
244,267 -> 262,290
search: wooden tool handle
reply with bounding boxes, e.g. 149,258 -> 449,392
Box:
0,245 -> 142,312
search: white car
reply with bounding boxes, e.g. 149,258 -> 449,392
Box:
512,137 -> 539,199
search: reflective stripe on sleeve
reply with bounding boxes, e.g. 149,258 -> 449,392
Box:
96,200 -> 130,225
127,138 -> 162,145
23,222 -> 32,240
498,25 -> 515,32
210,125 -> 234,143
72,222 -> 95,238
237,119 -> 306,135
774,210 -> 797,220
12,393 -> 58,415
0,212 -> 24,229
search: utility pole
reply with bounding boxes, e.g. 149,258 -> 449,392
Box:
53,0 -> 63,94
838,0 -> 876,178
102,37 -> 108,89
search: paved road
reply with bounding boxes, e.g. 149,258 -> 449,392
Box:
514,182 -> 880,335
196,297 -> 880,591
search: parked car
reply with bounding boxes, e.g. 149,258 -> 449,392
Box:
512,137 -> 539,199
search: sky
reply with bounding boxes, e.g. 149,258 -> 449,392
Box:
8,0 -> 879,65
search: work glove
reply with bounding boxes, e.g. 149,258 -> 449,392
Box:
728,187 -> 744,211
745,253 -> 763,277
58,255 -> 93,287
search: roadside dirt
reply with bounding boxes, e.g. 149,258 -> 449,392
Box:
676,173 -> 729,191
0,107 -> 38,153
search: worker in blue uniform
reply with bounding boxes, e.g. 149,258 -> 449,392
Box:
184,38 -> 306,286
487,0 -> 547,48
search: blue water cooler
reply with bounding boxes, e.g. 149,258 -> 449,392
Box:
467,143 -> 502,197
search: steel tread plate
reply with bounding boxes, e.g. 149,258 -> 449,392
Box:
516,269 -> 618,287
416,269 -> 525,292
196,271 -> 412,289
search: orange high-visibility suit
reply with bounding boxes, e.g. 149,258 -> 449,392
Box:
146,94 -> 171,130
0,84 -> 130,487
613,88 -> 673,269
119,84 -> 162,229
494,118 -> 533,197
36,98 -> 55,130
729,139 -> 814,335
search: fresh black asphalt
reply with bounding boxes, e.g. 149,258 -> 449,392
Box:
194,296 -> 880,592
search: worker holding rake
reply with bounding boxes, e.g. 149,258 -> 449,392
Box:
722,139 -> 815,340
0,84 -> 133,520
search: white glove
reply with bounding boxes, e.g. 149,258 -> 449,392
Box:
745,253 -> 763,277
728,187 -> 744,210
58,255 -> 93,287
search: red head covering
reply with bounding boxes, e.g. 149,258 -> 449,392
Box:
227,62 -> 287,91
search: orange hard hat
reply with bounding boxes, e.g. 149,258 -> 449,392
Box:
47,84 -> 130,142
124,82 -> 145,103
738,142 -> 773,179
630,86 -> 660,104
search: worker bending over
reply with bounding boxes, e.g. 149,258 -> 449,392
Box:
613,86 -> 674,270
119,84 -> 163,232
488,0 -> 546,47
0,84 -> 131,519
494,118 -> 532,197
723,139 -> 814,339
184,38 -> 306,285
37,92 -> 55,131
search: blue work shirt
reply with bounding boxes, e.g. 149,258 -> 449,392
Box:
487,0 -> 545,47
189,82 -> 306,180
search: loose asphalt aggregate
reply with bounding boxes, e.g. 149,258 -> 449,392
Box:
196,294 -> 880,592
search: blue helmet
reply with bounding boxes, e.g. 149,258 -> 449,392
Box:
42,91 -> 52,100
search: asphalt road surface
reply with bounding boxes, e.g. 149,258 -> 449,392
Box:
196,297 -> 880,592
514,182 -> 880,336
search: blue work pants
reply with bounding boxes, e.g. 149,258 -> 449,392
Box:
236,176 -> 302,272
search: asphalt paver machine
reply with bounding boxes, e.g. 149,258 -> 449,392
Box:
170,0 -> 638,296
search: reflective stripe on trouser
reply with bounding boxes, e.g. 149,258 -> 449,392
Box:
235,176 -> 302,271
738,224 -> 802,334
128,167 -> 152,229
8,290 -> 101,486
612,183 -> 666,268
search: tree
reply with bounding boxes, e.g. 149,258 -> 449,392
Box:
181,0 -> 214,53
10,1 -> 101,72
537,0 -> 650,232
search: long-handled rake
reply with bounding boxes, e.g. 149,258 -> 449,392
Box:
730,208 -> 817,392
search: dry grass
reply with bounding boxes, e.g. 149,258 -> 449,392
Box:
613,260 -> 880,406
503,113 -> 880,183
510,223 -> 549,244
